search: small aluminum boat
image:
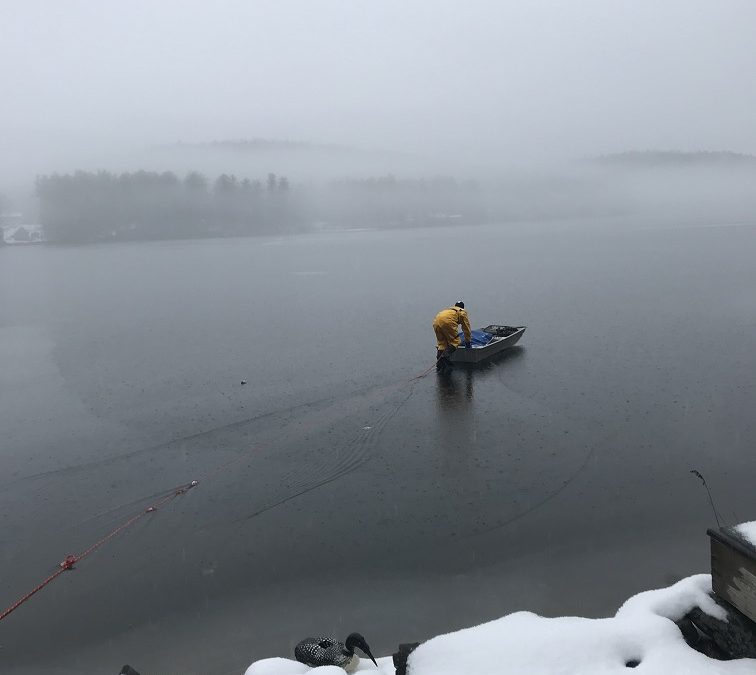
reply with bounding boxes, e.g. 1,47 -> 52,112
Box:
448,325 -> 526,364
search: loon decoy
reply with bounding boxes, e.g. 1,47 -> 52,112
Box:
294,632 -> 378,671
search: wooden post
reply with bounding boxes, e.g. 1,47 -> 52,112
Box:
708,526 -> 756,624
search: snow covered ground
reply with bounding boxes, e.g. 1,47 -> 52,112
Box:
244,575 -> 755,674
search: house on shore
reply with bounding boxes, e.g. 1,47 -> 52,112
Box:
0,213 -> 45,244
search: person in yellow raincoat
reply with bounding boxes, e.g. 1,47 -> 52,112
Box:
433,301 -> 472,368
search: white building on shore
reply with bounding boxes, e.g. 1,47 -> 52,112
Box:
0,213 -> 45,244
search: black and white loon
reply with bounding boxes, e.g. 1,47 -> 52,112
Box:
294,632 -> 378,671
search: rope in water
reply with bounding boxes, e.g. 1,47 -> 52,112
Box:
0,480 -> 199,623
0,360 -> 438,624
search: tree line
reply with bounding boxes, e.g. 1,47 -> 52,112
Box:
36,170 -> 300,243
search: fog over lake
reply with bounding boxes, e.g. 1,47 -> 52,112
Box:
2,2 -> 756,674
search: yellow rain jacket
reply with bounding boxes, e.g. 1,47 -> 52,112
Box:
433,306 -> 472,350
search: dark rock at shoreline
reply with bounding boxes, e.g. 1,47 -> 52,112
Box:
677,594 -> 756,660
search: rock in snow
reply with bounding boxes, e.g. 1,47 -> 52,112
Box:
244,575 -> 756,674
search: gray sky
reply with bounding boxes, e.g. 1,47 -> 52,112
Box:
2,0 -> 756,179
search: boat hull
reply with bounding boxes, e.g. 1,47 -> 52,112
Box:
448,326 -> 526,364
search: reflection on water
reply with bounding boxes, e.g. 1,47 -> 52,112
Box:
435,366 -> 474,412
434,346 -> 524,414
433,349 -> 528,513
434,348 -> 526,461
474,345 -> 525,373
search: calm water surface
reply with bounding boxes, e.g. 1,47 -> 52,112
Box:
2,220 -> 756,674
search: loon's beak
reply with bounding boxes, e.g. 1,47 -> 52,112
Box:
363,645 -> 378,667
358,640 -> 378,667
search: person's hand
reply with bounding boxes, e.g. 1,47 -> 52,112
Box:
465,341 -> 472,349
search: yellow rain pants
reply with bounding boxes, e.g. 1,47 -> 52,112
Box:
433,307 -> 472,351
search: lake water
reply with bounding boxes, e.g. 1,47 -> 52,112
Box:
2,220 -> 756,674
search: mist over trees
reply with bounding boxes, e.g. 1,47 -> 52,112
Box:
318,175 -> 488,228
36,170 -> 299,243
27,149 -> 756,246
593,150 -> 756,169
33,169 -> 498,243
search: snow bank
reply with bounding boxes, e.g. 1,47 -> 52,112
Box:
735,521 -> 756,547
244,656 -> 396,674
244,575 -> 755,674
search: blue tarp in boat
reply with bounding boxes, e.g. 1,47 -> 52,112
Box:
457,329 -> 494,347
